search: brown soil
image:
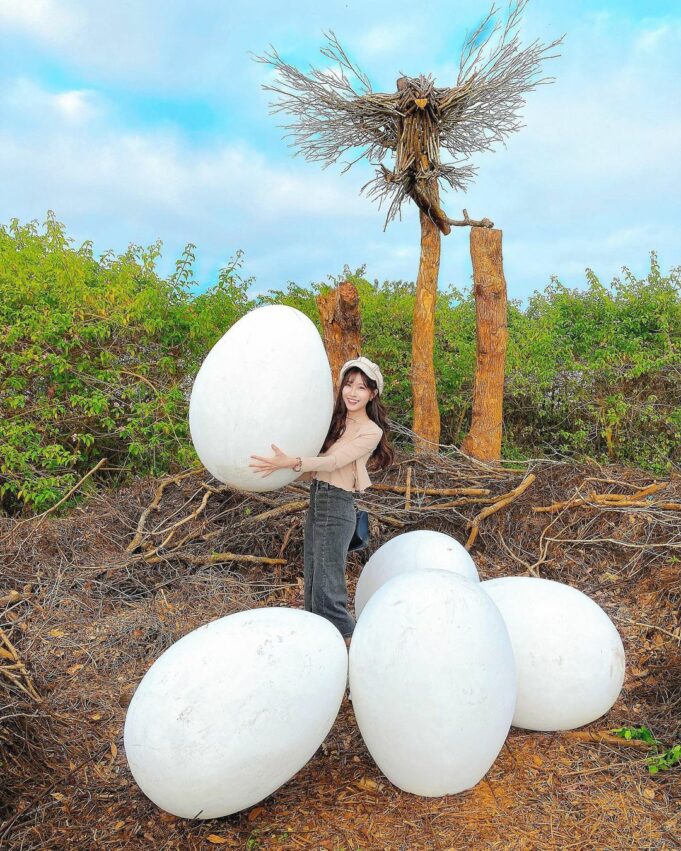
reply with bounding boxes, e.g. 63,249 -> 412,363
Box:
1,452 -> 679,850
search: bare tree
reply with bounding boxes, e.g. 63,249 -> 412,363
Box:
256,0 -> 562,453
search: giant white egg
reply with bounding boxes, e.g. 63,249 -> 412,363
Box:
481,577 -> 625,731
189,304 -> 333,491
124,608 -> 347,819
354,530 -> 479,619
349,570 -> 515,796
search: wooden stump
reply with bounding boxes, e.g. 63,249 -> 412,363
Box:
461,227 -> 508,462
316,281 -> 362,393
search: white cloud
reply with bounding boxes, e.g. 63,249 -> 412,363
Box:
3,78 -> 104,123
0,77 -> 376,287
0,0 -> 76,41
0,3 -> 679,299
634,22 -> 675,54
356,24 -> 413,55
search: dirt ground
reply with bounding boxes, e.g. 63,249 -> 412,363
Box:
1,453 -> 679,849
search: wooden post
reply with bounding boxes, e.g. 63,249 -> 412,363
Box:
461,227 -> 508,461
411,203 -> 442,455
316,280 -> 362,393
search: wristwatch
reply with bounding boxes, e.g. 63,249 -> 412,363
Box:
292,457 -> 302,472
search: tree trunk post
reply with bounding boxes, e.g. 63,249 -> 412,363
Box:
316,280 -> 362,394
461,227 -> 508,461
411,204 -> 442,455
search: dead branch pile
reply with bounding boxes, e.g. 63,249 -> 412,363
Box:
1,435 -> 679,848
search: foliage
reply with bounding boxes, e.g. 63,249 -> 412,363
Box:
1,214 -> 679,514
0,214 -> 254,513
504,255 -> 681,471
611,725 -> 681,775
610,725 -> 660,746
647,744 -> 681,775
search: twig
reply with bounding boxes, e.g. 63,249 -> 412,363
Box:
126,467 -> 204,551
0,457 -> 110,549
564,730 -> 654,750
37,457 -> 109,522
534,482 -> 668,513
447,208 -> 494,228
466,474 -> 536,549
247,500 -> 309,523
620,619 -> 681,643
371,483 -> 491,496
179,553 -> 287,566
0,627 -> 41,702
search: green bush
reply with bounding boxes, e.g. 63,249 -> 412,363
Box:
1,214 -> 679,515
0,214 -> 254,513
504,255 -> 681,472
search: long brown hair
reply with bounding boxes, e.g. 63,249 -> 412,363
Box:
321,367 -> 394,471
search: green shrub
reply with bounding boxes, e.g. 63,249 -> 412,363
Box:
1,213 -> 679,515
0,214 -> 254,513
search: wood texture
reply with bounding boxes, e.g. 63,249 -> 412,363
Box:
461,227 -> 508,461
316,281 -> 362,392
411,197 -> 442,454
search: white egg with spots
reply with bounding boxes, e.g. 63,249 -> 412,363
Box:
189,304 -> 333,491
349,570 -> 515,796
124,608 -> 348,819
354,530 -> 479,619
482,577 -> 626,731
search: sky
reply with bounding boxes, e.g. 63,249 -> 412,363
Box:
0,0 -> 679,302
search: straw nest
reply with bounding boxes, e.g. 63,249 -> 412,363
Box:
1,429 -> 679,849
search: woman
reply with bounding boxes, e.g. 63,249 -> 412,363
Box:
249,356 -> 394,644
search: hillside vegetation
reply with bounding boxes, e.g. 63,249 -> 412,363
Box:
1,214 -> 679,513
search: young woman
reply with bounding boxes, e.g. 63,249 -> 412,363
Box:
249,356 -> 394,644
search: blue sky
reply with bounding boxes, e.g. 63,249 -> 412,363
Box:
0,0 -> 679,302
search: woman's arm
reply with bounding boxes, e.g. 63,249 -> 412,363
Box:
298,428 -> 382,474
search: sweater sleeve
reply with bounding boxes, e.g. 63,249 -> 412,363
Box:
298,428 -> 382,474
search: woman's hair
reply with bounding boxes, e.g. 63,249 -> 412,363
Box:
321,367 -> 394,470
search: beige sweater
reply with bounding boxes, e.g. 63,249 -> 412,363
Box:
298,415 -> 383,493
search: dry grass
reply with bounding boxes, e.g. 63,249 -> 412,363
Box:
1,446 -> 679,850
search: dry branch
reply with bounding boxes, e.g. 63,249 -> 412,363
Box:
180,553 -> 287,566
371,484 -> 491,496
0,627 -> 41,702
126,467 -> 204,551
405,466 -> 412,512
534,482 -> 669,513
564,731 -> 654,750
256,4 -> 562,228
247,500 -> 309,523
466,474 -> 536,549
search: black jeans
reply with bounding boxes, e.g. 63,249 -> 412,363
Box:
303,479 -> 356,638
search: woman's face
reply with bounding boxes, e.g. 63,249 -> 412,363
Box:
342,370 -> 376,414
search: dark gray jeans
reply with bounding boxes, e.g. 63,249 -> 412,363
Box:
303,479 -> 356,638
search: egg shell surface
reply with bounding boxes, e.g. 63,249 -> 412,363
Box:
124,608 -> 348,819
189,304 -> 333,492
482,576 -> 626,731
354,530 -> 479,619
349,570 -> 516,796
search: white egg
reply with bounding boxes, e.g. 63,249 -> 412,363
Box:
354,530 -> 479,619
481,577 -> 625,731
349,570 -> 515,796
189,304 -> 333,491
124,608 -> 348,819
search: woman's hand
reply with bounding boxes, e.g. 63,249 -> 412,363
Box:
249,444 -> 296,478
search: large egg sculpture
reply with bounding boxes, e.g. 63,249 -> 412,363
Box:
349,570 -> 515,796
482,577 -> 625,731
124,608 -> 347,819
189,304 -> 333,491
354,530 -> 479,619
